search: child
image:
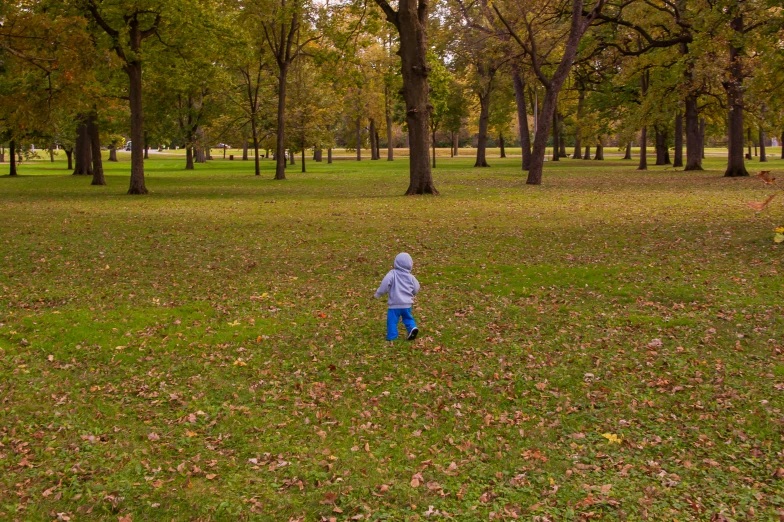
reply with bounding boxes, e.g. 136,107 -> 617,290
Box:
374,252 -> 420,341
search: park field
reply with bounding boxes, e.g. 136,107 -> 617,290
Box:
1,154 -> 784,520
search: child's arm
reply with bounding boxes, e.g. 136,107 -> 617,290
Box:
412,276 -> 420,296
374,272 -> 393,298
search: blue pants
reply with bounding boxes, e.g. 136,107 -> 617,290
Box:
387,308 -> 416,341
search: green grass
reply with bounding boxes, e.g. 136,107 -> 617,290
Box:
2,153 -> 784,521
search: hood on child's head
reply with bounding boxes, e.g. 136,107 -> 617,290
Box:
394,252 -> 413,272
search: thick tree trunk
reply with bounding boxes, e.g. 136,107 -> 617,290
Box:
289,149 -> 295,165
88,112 -> 106,186
73,115 -> 93,176
378,0 -> 437,194
127,62 -> 147,193
450,131 -> 455,157
674,112 -> 684,167
9,140 -> 17,176
655,127 -> 669,165
638,127 -> 648,170
724,14 -> 748,177
453,131 -> 459,156
49,145 -> 55,162
623,141 -> 632,160
143,131 -> 149,160
684,95 -> 702,170
65,148 -> 73,170
594,139 -> 604,160
551,107 -> 559,162
186,146 -> 194,170
499,135 -> 506,158
328,147 -> 333,164
274,64 -> 289,180
583,145 -> 591,160
512,65 -> 532,170
314,148 -> 322,162
109,146 -> 118,162
243,140 -> 249,161
475,92 -> 490,167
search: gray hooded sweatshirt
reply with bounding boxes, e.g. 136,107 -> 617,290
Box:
374,252 -> 420,309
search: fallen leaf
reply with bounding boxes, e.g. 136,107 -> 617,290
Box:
147,432 -> 160,441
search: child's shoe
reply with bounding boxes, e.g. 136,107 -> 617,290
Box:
406,327 -> 419,341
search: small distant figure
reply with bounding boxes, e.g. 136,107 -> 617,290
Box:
374,252 -> 420,341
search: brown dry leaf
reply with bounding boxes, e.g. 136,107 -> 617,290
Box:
205,474 -> 217,480
410,472 -> 423,488
745,194 -> 776,212
320,492 -> 337,505
600,484 -> 612,494
118,515 -> 132,522
147,432 -> 160,441
758,171 -> 776,184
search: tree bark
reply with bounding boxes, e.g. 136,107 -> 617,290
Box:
301,148 -> 306,172
655,127 -> 669,165
65,147 -> 73,170
143,130 -> 149,160
356,115 -> 362,161
88,112 -> 106,186
511,65 -> 531,170
623,141 -> 632,160
384,85 -> 394,161
684,95 -> 702,170
453,131 -> 459,156
723,13 -> 748,177
583,145 -> 591,160
186,146 -> 194,170
289,148 -> 295,165
9,140 -> 17,176
0,147 -> 4,163
432,130 -> 437,168
551,106 -> 559,162
314,148 -> 322,162
328,147 -> 333,164
638,127 -> 648,170
499,134 -> 506,158
109,146 -> 118,162
375,0 -> 437,193
243,140 -> 249,161
594,139 -> 604,160
274,63 -> 289,180
474,91 -> 490,167
127,61 -> 147,193
370,119 -> 378,160
73,114 -> 93,176
674,112 -> 684,167
49,145 -> 55,162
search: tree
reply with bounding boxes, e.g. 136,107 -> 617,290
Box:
374,0 -> 438,194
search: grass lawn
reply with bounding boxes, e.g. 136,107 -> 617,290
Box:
1,154 -> 783,521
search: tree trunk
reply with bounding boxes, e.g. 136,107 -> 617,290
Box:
700,118 -> 706,159
143,131 -> 149,160
572,92 -> 582,159
0,147 -> 4,163
499,134 -> 506,158
314,148 -> 322,162
251,119 -> 260,176
356,115 -> 362,161
594,139 -> 604,160
655,127 -> 668,165
274,63 -> 289,180
450,131 -> 455,157
551,106 -> 559,162
377,0 -> 437,194
49,145 -> 55,162
375,131 -> 381,159
723,13 -> 748,177
759,105 -> 767,162
9,140 -> 17,176
583,145 -> 591,160
638,127 -> 648,170
474,92 -> 490,167
289,148 -> 295,165
127,61 -> 148,193
453,131 -> 459,156
558,116 -> 568,157
684,95 -> 702,170
370,119 -> 378,160
623,141 -> 632,160
301,148 -> 306,172
432,130 -> 437,168
73,114 -> 93,176
89,112 -> 106,186
385,85 -> 394,161
109,146 -> 118,162
186,146 -> 194,170
328,147 -> 333,164
512,65 -> 531,170
674,112 -> 684,167
65,148 -> 73,170
243,140 -> 249,161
